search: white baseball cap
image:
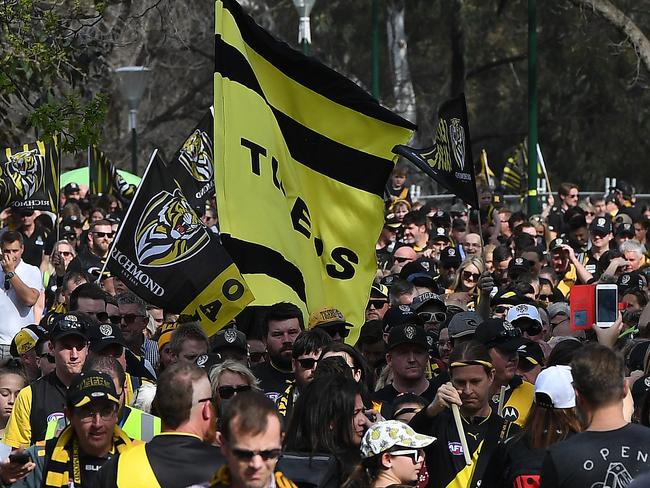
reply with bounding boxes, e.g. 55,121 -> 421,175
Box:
506,304 -> 542,326
360,420 -> 435,459
534,365 -> 575,409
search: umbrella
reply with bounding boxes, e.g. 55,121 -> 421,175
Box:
60,167 -> 141,189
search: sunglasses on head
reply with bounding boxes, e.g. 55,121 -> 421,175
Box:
230,447 -> 282,461
462,271 -> 480,282
297,358 -> 317,370
218,384 -> 252,399
367,300 -> 388,310
418,311 -> 446,324
93,231 -> 114,238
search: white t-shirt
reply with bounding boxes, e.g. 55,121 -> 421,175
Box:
0,260 -> 43,344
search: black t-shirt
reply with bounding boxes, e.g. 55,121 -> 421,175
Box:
67,249 -> 105,279
21,226 -> 51,267
80,450 -> 113,486
252,361 -> 294,404
373,374 -> 446,415
548,207 -> 567,235
540,423 -> 650,487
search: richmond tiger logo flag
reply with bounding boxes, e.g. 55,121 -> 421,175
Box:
107,149 -> 253,335
214,0 -> 415,343
0,136 -> 60,212
88,146 -> 136,201
167,109 -> 215,212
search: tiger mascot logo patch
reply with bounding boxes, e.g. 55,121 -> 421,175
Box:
449,118 -> 465,171
178,130 -> 213,183
134,188 -> 209,267
0,149 -> 45,203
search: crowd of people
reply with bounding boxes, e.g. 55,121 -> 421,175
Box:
0,168 -> 648,488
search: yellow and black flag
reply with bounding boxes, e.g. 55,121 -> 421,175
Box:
107,150 -> 253,335
500,140 -> 528,196
0,136 -> 60,212
477,149 -> 496,190
166,109 -> 215,212
393,95 -> 478,208
214,0 -> 415,343
88,146 -> 136,201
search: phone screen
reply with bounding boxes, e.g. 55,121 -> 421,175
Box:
597,288 -> 618,324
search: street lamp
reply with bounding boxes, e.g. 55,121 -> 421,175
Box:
292,0 -> 316,55
115,66 -> 151,175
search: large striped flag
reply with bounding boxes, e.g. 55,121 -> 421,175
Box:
500,140 -> 528,195
106,150 -> 253,335
0,136 -> 60,212
88,146 -> 136,201
214,0 -> 415,343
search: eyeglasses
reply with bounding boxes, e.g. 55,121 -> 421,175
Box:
230,447 -> 282,461
93,232 -> 114,238
39,353 -> 55,364
249,351 -> 266,363
389,449 -> 424,464
551,317 -> 569,328
418,311 -> 447,324
218,385 -> 252,399
322,326 -> 349,339
367,300 -> 388,310
76,404 -> 117,423
297,358 -> 317,370
462,271 -> 480,282
120,314 -> 146,324
393,256 -> 412,264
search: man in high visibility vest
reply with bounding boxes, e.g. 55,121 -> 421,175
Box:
97,362 -> 224,487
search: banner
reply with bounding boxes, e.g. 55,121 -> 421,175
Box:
393,94 -> 479,208
106,150 -> 253,335
500,140 -> 527,196
167,109 -> 215,212
88,146 -> 136,201
0,136 -> 60,212
214,0 -> 415,343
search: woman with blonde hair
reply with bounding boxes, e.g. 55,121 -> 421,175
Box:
449,256 -> 485,302
389,199 -> 411,222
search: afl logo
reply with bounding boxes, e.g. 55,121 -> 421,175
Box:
448,442 -> 464,456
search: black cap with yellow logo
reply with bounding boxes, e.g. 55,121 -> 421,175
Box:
67,371 -> 119,408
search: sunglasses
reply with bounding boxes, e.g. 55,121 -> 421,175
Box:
218,384 -> 252,399
107,315 -> 122,325
322,326 -> 349,339
58,251 -> 73,257
249,351 -> 266,363
93,232 -> 114,238
494,305 -> 512,314
230,447 -> 282,461
389,449 -> 423,464
538,294 -> 552,302
418,311 -> 446,324
297,358 -> 317,370
38,353 -> 55,364
393,256 -> 412,264
367,300 -> 388,310
120,314 -> 146,325
462,271 -> 480,282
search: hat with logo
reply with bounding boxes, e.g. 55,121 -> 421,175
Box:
615,222 -> 635,238
613,180 -> 635,198
613,213 -> 634,227
440,247 -> 462,269
387,324 -> 428,351
534,365 -> 575,409
431,210 -> 451,226
410,291 -> 446,312
618,272 -> 646,295
448,312 -> 482,339
63,182 -> 80,196
508,257 -> 533,274
49,314 -> 88,342
474,318 -> 525,352
157,322 -> 178,352
491,289 -> 524,307
213,328 -> 247,354
431,227 -> 450,243
360,420 -> 435,459
632,375 -> 650,406
308,307 -> 352,330
10,324 -> 47,357
195,353 -> 223,372
370,283 -> 389,300
87,324 -> 126,353
67,370 -> 120,408
61,215 -> 83,229
506,304 -> 542,327
399,259 -> 438,287
384,215 -> 402,230
517,340 -> 545,371
547,302 -> 570,320
382,305 -> 423,333
549,238 -> 567,252
590,216 -> 612,235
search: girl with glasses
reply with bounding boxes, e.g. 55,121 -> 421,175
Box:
450,256 -> 485,304
209,360 -> 260,414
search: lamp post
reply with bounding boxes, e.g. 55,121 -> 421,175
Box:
292,0 -> 316,55
115,66 -> 151,175
527,0 -> 539,215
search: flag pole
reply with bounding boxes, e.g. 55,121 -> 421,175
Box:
95,150 -> 156,284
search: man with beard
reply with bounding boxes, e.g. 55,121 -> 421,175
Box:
438,246 -> 461,290
98,363 -> 223,487
365,283 -> 389,322
252,303 -> 303,404
474,318 -> 533,427
67,220 -> 113,280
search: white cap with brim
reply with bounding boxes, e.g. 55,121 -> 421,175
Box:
360,420 -> 435,459
534,365 -> 575,409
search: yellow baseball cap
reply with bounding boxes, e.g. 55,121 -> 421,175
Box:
308,307 -> 351,330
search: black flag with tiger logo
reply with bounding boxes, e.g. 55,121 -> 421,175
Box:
88,145 -> 136,201
0,136 -> 60,212
393,94 -> 478,208
106,149 -> 253,335
167,109 -> 215,212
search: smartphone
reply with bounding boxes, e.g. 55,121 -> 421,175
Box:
9,452 -> 31,465
596,284 -> 618,328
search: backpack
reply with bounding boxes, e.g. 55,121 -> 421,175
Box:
276,452 -> 340,488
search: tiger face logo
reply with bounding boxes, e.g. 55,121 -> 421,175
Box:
3,149 -> 44,199
449,118 -> 465,171
178,130 -> 213,183
134,188 -> 209,267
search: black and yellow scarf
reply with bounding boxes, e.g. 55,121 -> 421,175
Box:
43,424 -> 133,487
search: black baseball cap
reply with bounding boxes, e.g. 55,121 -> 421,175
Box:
517,340 -> 545,371
431,227 -> 450,243
212,328 -> 247,354
549,238 -> 567,252
431,210 -> 451,226
67,371 -> 119,408
474,318 -> 525,352
440,247 -> 462,269
87,324 -> 126,352
63,182 -> 80,195
411,291 -> 446,311
509,257 -> 533,274
61,215 -> 83,228
382,305 -> 423,333
615,223 -> 635,238
387,324 -> 428,351
49,314 -> 89,342
590,216 -> 612,235
399,259 -> 438,287
618,272 -> 646,295
195,353 -> 223,372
